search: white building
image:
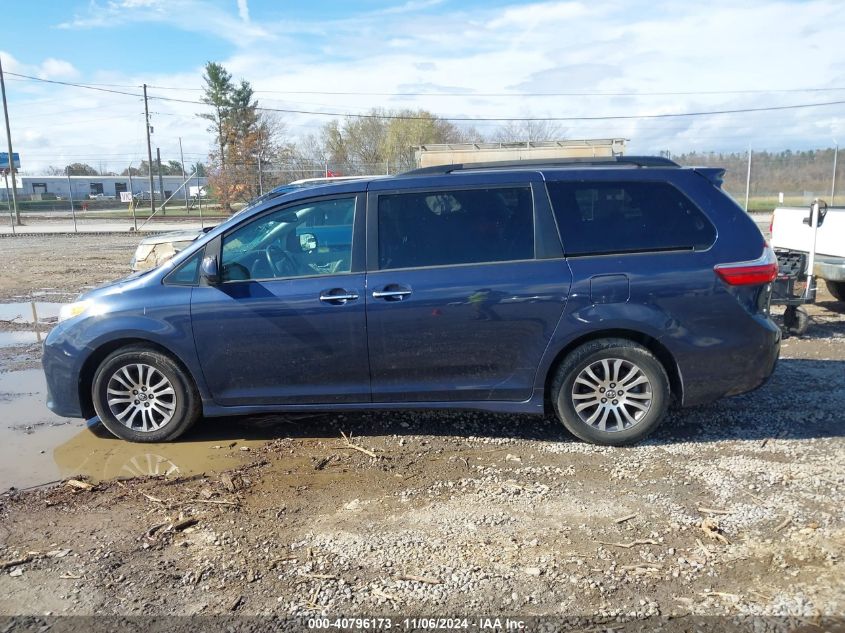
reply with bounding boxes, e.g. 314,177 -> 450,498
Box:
0,174 -> 208,202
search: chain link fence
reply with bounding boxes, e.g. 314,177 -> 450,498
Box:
2,151 -> 840,233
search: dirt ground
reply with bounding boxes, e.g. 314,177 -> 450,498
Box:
0,235 -> 843,631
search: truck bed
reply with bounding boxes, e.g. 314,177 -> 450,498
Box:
770,206 -> 845,259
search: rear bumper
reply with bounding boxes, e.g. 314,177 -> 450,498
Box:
815,256 -> 845,282
678,315 -> 781,407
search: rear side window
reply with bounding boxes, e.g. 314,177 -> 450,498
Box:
377,186 -> 534,270
546,181 -> 716,256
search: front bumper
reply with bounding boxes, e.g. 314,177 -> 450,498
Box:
42,328 -> 86,419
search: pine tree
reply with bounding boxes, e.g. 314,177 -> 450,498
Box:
198,62 -> 234,168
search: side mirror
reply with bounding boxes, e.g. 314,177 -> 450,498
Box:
200,255 -> 220,284
299,232 -> 318,251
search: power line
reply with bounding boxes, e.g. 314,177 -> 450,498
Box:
5,72 -> 143,99
7,70 -> 845,122
145,92 -> 845,122
6,76 -> 141,89
146,84 -> 845,97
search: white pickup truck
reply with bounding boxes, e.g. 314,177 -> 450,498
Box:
770,204 -> 845,301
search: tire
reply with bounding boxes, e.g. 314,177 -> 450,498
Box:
782,305 -> 810,336
551,338 -> 670,446
826,280 -> 845,303
92,345 -> 201,442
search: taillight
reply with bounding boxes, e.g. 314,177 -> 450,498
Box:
714,247 -> 778,286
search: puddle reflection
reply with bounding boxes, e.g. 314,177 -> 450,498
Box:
52,420 -> 262,483
0,301 -> 62,324
0,369 -> 266,489
0,331 -> 41,347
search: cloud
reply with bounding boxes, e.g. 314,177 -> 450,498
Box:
236,0 -> 249,23
57,0 -> 269,45
394,82 -> 475,95
373,0 -> 445,16
0,51 -> 80,80
508,64 -> 624,92
11,0 -> 845,174
115,0 -> 165,8
37,58 -> 80,80
485,1 -> 589,29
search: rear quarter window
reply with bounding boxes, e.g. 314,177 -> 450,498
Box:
546,181 -> 716,256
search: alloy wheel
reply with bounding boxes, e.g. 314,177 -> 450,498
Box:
570,358 -> 653,432
106,363 -> 177,432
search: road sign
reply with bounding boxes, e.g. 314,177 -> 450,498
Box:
0,152 -> 20,169
120,191 -> 133,203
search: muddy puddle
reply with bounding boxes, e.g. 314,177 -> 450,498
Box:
0,369 -> 270,490
0,301 -> 62,324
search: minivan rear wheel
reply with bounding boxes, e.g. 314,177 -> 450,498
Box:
92,345 -> 201,442
551,339 -> 670,446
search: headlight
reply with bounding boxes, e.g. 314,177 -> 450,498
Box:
58,300 -> 92,322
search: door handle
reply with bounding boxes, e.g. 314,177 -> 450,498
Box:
372,285 -> 412,300
319,289 -> 359,304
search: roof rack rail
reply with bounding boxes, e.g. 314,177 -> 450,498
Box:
400,155 -> 680,177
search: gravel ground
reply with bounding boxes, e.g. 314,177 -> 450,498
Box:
0,235 -> 843,630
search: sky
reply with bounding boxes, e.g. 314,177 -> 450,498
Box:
2,0 -> 845,173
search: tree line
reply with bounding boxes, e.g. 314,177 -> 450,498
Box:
673,149 -> 841,198
45,160 -> 206,178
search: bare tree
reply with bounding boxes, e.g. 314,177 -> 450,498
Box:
317,108 -> 470,174
489,120 -> 566,143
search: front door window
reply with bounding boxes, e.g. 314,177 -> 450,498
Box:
221,197 -> 356,282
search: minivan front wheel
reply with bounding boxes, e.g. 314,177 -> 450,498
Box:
552,339 -> 670,446
92,345 -> 201,442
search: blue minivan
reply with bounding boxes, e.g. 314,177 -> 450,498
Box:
43,157 -> 780,446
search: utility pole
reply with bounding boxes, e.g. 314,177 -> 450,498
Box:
127,164 -> 137,231
0,54 -> 20,225
195,170 -> 204,229
832,143 -> 839,206
156,147 -> 166,215
65,167 -> 77,233
143,84 -> 155,216
744,148 -> 752,212
178,137 -> 188,211
3,172 -> 14,234
257,126 -> 263,196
